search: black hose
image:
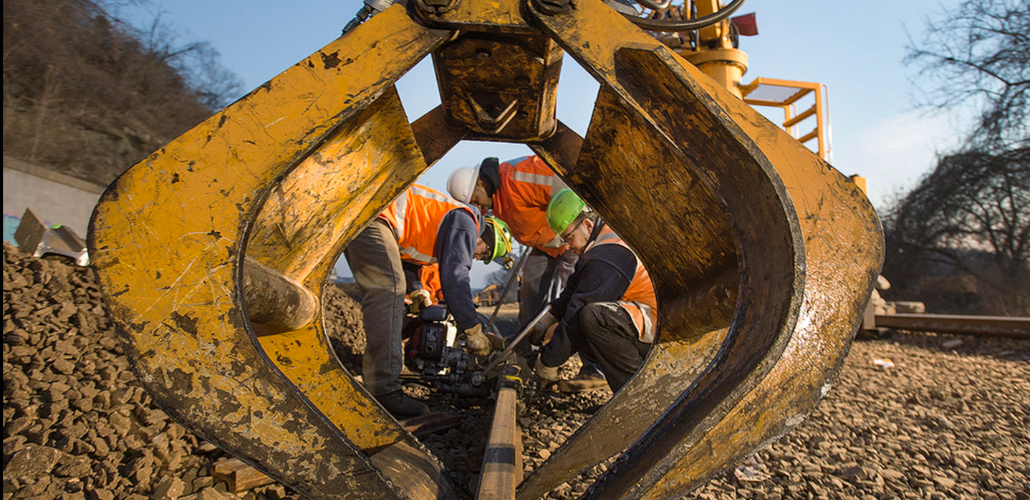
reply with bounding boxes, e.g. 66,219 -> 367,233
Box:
626,0 -> 748,33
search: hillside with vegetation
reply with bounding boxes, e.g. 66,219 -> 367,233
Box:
3,0 -> 242,186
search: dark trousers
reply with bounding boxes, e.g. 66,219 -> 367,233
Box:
570,302 -> 651,392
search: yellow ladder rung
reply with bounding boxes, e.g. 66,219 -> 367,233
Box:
783,105 -> 817,129
798,129 -> 819,144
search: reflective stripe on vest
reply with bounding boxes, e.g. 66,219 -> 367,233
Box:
511,171 -> 567,198
586,226 -> 659,343
494,156 -> 569,257
378,184 -> 479,265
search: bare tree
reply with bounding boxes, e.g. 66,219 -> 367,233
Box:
884,0 -> 1029,315
3,0 -> 245,184
905,0 -> 1028,145
883,146 -> 1029,314
129,7 -> 244,110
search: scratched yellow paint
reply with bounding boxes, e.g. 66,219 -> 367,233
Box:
247,88 -> 424,279
425,0 -> 534,32
90,6 -> 452,497
243,88 -> 425,453
92,0 -> 881,495
259,326 -> 405,452
518,0 -> 881,498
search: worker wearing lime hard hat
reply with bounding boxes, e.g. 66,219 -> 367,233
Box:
530,189 -> 657,393
449,156 -> 608,392
344,184 -> 512,417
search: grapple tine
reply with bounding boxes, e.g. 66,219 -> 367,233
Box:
608,50 -> 883,499
88,7 -> 466,499
517,0 -> 883,498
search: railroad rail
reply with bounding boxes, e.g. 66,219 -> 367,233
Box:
477,369 -> 525,500
873,313 -> 1030,339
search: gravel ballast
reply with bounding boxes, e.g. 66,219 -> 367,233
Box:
4,243 -> 1028,499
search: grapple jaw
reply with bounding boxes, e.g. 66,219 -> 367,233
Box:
88,0 -> 882,498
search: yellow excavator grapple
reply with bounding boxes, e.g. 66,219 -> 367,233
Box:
88,0 -> 883,498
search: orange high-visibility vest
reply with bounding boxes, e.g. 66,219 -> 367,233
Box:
379,184 -> 480,265
492,156 -> 568,258
419,263 -> 444,304
585,224 -> 659,343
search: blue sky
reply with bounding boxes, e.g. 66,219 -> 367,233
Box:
117,0 -> 969,284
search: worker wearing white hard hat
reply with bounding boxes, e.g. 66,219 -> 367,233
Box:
344,184 -> 513,417
448,156 -> 607,392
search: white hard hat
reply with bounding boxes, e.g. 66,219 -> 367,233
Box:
447,165 -> 480,203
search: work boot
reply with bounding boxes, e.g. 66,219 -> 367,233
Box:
557,369 -> 608,393
377,390 -> 430,418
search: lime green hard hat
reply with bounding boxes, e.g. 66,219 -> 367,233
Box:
546,189 -> 586,235
485,216 -> 513,262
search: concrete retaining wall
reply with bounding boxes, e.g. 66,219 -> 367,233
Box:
3,156 -> 107,243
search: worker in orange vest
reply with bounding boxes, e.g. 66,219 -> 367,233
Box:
448,156 -> 607,391
530,190 -> 657,393
344,184 -> 513,417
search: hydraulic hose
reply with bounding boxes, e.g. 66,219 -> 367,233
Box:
626,0 -> 747,33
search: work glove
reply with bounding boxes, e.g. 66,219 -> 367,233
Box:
529,312 -> 558,346
485,331 -> 506,351
407,289 -> 432,314
461,323 -> 492,356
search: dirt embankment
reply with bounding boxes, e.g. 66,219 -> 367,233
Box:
3,244 -> 1028,499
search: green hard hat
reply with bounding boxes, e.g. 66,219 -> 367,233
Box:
547,189 -> 586,235
485,216 -> 513,262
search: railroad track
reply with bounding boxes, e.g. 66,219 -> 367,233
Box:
872,313 -> 1029,338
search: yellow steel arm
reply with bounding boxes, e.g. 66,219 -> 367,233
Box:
90,7 -> 463,499
518,1 -> 880,497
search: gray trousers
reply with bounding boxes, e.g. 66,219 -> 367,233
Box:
518,248 -> 578,327
343,220 -> 405,396
519,248 -> 558,328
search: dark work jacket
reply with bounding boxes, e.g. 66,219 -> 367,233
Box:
434,209 -> 483,332
540,222 -> 638,368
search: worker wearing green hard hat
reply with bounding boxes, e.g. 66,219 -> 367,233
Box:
546,188 -> 588,237
530,189 -> 658,393
344,184 -> 511,418
483,216 -> 514,263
